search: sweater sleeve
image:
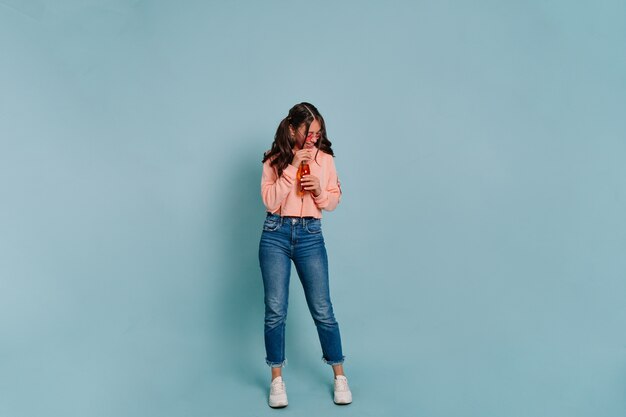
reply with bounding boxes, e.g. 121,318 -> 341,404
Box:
261,160 -> 298,213
313,155 -> 341,211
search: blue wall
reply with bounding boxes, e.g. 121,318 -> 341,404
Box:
1,1 -> 625,416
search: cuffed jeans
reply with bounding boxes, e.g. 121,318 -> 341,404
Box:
259,213 -> 345,368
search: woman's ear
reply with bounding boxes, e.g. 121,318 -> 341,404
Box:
288,125 -> 295,139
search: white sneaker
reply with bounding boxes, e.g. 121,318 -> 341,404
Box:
269,376 -> 288,408
333,375 -> 352,405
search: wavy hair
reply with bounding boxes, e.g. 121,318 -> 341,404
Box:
262,102 -> 334,176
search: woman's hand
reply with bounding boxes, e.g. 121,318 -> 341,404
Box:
291,149 -> 313,168
301,174 -> 322,197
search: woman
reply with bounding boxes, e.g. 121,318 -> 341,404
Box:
258,102 -> 352,408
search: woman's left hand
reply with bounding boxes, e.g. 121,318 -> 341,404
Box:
301,174 -> 322,197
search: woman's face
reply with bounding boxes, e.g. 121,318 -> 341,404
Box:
292,119 -> 321,149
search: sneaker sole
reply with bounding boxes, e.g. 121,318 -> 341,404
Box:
334,393 -> 352,405
334,399 -> 352,405
269,396 -> 288,408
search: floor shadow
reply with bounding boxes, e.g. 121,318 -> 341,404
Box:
210,141 -> 267,391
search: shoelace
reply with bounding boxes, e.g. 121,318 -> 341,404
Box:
271,379 -> 286,394
334,377 -> 349,392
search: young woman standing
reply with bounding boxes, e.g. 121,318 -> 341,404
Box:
258,102 -> 352,408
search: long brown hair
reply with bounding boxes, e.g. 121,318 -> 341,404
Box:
262,102 -> 334,176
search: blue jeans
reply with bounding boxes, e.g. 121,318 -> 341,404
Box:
259,213 -> 345,368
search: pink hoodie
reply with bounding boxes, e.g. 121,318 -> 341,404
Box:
261,151 -> 341,218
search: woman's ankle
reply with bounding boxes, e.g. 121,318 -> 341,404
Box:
271,369 -> 282,380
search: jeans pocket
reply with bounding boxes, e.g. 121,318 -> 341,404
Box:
305,219 -> 322,234
263,217 -> 281,232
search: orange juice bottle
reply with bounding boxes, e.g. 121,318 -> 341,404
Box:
297,162 -> 310,196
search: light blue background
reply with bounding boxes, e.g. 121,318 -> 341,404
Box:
1,1 -> 625,416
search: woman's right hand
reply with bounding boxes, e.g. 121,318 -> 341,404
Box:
291,149 -> 313,168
